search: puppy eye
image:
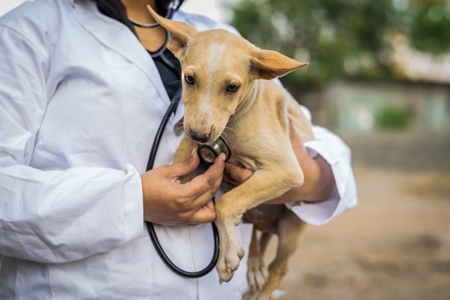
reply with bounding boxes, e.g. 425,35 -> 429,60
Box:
226,84 -> 239,93
185,75 -> 195,85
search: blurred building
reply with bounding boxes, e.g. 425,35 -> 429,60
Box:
302,79 -> 450,133
295,79 -> 450,171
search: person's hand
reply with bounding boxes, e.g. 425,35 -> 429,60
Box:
141,149 -> 225,226
268,120 -> 335,204
222,162 -> 253,191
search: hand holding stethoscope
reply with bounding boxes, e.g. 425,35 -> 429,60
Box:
140,148 -> 226,226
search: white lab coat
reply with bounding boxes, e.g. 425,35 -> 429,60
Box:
0,0 -> 357,299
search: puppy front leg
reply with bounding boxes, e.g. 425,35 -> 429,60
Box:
173,136 -> 198,183
215,165 -> 303,283
173,135 -> 197,163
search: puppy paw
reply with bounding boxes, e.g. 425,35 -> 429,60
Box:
217,244 -> 245,283
247,256 -> 268,291
242,289 -> 271,300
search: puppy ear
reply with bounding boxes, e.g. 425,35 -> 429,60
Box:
147,5 -> 197,57
250,50 -> 308,80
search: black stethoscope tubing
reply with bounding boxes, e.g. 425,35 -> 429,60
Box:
145,87 -> 220,278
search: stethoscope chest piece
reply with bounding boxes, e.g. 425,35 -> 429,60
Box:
198,136 -> 231,165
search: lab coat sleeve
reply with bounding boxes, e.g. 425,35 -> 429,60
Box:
0,24 -> 144,263
285,106 -> 358,226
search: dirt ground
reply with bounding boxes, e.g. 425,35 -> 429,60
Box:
264,163 -> 450,300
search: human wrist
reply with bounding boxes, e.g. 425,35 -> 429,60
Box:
301,154 -> 335,203
267,152 -> 332,204
140,172 -> 154,223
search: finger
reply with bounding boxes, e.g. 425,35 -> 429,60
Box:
187,200 -> 217,224
222,170 -> 243,189
189,200 -> 216,224
203,153 -> 226,192
220,180 -> 236,192
174,153 -> 224,214
204,153 -> 226,177
170,148 -> 200,178
188,153 -> 225,193
224,162 -> 253,184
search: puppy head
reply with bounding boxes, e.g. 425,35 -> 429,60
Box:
148,5 -> 308,143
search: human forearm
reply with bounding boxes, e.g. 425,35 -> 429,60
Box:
267,119 -> 335,204
267,153 -> 335,204
284,122 -> 358,226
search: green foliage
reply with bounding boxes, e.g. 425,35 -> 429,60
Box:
227,0 -> 448,87
408,1 -> 450,55
374,106 -> 412,129
228,0 -> 400,86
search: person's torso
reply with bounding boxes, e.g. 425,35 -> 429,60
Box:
0,0 -> 251,299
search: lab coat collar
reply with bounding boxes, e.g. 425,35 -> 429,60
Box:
71,0 -> 170,104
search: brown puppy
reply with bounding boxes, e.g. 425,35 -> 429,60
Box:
147,6 -> 313,299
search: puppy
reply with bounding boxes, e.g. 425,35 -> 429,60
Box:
148,6 -> 314,299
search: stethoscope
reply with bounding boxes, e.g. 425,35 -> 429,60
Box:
145,86 -> 232,278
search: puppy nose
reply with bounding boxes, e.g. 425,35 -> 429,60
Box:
189,130 -> 210,143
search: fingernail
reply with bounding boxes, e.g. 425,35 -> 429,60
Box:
191,147 -> 197,156
220,153 -> 226,161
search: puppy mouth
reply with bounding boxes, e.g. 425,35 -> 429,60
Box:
188,135 -> 222,145
186,127 -> 222,144
186,131 -> 211,144
189,136 -> 210,144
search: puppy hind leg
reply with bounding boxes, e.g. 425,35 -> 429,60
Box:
259,232 -> 272,257
260,212 -> 307,299
246,230 -> 272,294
